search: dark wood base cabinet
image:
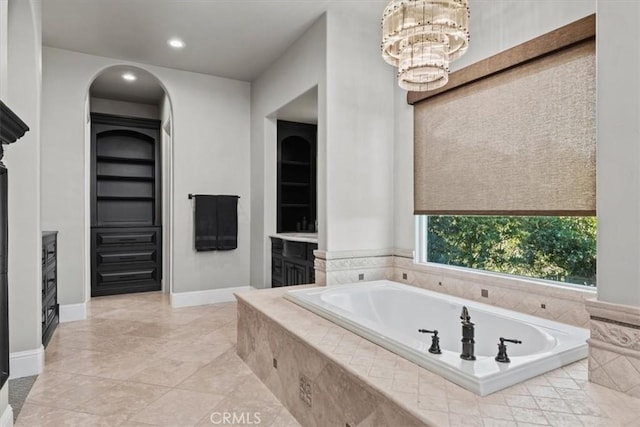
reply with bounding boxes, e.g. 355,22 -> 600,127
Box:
42,232 -> 59,347
271,237 -> 316,287
91,227 -> 161,296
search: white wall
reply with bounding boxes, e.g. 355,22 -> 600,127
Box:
324,3 -> 395,252
393,0 -> 596,250
42,47 -> 251,304
393,83 -> 414,251
6,0 -> 42,360
250,4 -> 397,287
159,95 -> 172,293
0,0 -> 7,99
0,0 -> 7,414
90,97 -> 159,119
250,15 -> 327,288
596,1 -> 640,306
455,0 -> 596,72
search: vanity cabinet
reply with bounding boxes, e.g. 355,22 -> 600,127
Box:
284,261 -> 307,286
270,237 -> 316,287
42,231 -> 59,348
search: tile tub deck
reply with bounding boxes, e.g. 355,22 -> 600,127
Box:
236,286 -> 640,427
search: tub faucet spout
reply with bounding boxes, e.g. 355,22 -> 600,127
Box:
460,306 -> 476,361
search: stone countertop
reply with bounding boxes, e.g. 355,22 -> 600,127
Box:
269,233 -> 318,244
236,286 -> 640,427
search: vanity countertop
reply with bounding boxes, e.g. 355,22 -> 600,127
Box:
269,233 -> 318,244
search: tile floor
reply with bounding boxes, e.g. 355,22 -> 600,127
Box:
16,292 -> 299,426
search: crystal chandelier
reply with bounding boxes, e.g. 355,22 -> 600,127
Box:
382,0 -> 470,91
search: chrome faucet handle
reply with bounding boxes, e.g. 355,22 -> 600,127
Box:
418,329 -> 442,354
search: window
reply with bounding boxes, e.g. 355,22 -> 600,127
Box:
416,216 -> 596,287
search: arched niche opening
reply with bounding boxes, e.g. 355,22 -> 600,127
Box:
84,65 -> 174,298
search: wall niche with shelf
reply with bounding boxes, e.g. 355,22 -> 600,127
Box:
277,120 -> 317,233
92,121 -> 160,227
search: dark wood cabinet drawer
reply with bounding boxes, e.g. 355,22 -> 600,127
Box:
44,269 -> 57,295
45,305 -> 56,324
284,261 -> 307,285
271,237 -> 283,254
43,291 -> 57,327
98,269 -> 156,284
43,237 -> 56,266
283,240 -> 307,260
307,244 -> 317,261
42,231 -> 58,348
98,250 -> 155,265
272,256 -> 283,280
42,270 -> 48,297
96,230 -> 157,247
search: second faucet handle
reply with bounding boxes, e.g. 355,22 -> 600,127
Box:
495,337 -> 522,363
418,329 -> 442,354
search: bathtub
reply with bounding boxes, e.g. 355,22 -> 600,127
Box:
284,280 -> 589,396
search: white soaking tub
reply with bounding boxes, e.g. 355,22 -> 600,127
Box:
284,280 -> 588,396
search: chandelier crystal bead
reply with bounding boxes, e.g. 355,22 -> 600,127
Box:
382,0 -> 470,91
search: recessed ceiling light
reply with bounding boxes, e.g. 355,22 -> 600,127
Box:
122,72 -> 137,82
168,38 -> 185,49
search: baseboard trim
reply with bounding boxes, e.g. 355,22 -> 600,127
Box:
9,346 -> 44,379
59,302 -> 87,323
0,404 -> 13,427
171,286 -> 252,308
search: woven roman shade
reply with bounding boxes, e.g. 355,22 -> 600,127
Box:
413,38 -> 596,216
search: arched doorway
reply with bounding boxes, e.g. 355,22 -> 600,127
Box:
84,65 -> 174,297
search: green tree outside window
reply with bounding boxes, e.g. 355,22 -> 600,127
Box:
426,216 -> 596,287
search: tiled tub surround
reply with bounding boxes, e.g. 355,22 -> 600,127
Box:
315,249 -> 640,399
237,288 -> 427,427
586,299 -> 640,398
237,287 -> 640,427
314,250 -> 595,328
314,249 -> 394,287
285,281 -> 589,396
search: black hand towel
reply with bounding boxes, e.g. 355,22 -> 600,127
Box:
216,195 -> 238,250
194,195 -> 218,251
